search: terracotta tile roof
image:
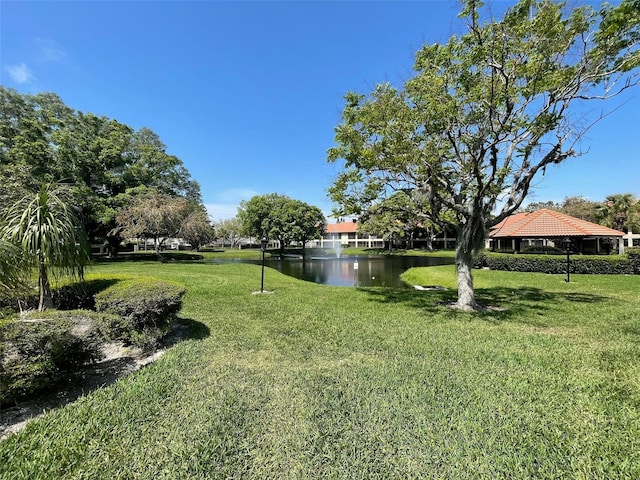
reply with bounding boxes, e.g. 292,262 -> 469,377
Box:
326,221 -> 358,234
490,209 -> 624,238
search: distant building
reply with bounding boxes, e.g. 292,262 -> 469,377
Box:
310,221 -> 384,249
311,221 -> 453,249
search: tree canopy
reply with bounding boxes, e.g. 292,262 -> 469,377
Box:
328,0 -> 639,310
238,194 -> 326,254
524,196 -> 599,222
214,218 -> 244,249
596,193 -> 640,232
116,190 -> 211,253
0,87 -> 202,243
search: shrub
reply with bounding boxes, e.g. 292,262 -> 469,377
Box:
628,249 -> 640,274
477,252 -> 636,275
94,277 -> 186,349
52,278 -> 121,310
520,245 -> 564,255
0,310 -> 109,404
0,277 -> 121,314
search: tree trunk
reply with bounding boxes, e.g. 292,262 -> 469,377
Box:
38,259 -> 53,311
453,219 -> 482,311
426,228 -> 434,251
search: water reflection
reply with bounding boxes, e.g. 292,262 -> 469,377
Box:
212,255 -> 454,288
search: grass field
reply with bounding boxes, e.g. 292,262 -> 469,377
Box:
1,261 -> 639,479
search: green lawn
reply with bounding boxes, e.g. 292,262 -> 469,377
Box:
1,262 -> 639,479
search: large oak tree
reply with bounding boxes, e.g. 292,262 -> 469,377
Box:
0,87 -> 202,245
328,0 -> 639,310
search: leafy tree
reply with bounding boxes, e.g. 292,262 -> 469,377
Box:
238,194 -> 288,250
328,0 -> 639,310
285,199 -> 326,255
0,89 -> 71,186
523,201 -> 561,212
180,205 -> 215,251
0,87 -> 202,244
0,183 -> 91,310
238,194 -> 326,254
596,193 -> 640,232
125,128 -> 201,201
116,190 -> 192,254
559,196 -> 598,222
214,217 -> 244,249
359,192 -> 420,251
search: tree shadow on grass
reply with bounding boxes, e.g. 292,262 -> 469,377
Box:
360,286 -> 609,325
0,316 -> 209,441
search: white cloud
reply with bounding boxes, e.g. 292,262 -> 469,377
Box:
205,203 -> 241,222
36,38 -> 66,62
215,188 -> 260,203
6,63 -> 34,84
204,188 -> 260,222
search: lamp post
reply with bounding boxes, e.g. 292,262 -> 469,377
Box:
562,237 -> 572,283
260,236 -> 268,292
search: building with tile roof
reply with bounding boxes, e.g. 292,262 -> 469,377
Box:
489,209 -> 626,254
315,221 -> 448,249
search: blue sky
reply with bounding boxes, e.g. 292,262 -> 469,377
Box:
2,1 -> 638,222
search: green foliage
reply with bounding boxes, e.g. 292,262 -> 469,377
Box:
0,239 -> 29,299
179,204 -> 215,250
595,193 -> 640,232
116,190 -> 193,253
94,277 -> 186,348
328,0 -> 640,309
477,252 -> 637,275
0,87 -> 202,243
627,248 -> 640,273
519,245 -> 564,255
214,217 -> 243,248
0,182 -> 92,310
2,261 -> 640,477
238,194 -> 326,252
0,310 -> 106,404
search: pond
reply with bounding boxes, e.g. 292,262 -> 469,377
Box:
211,254 -> 455,288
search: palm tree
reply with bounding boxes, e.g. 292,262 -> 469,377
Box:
0,238 -> 29,300
596,193 -> 640,233
0,183 -> 91,310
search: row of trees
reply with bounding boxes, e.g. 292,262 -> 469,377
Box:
327,0 -> 639,310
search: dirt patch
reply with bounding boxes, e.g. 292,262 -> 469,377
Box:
0,322 -> 190,441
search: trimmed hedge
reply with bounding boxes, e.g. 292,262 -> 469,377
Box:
627,248 -> 640,274
94,277 -> 186,349
1,275 -> 188,403
476,252 -> 638,275
0,310 -> 113,405
0,277 -> 121,314
520,245 -> 564,255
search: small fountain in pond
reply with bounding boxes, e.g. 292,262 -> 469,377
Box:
334,238 -> 342,259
